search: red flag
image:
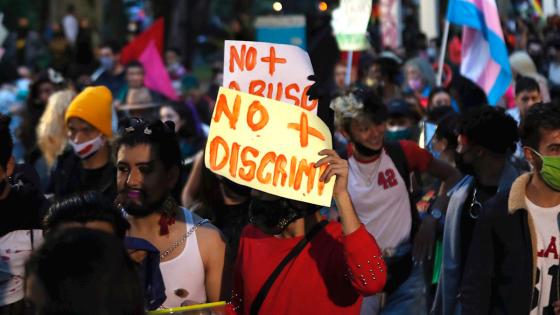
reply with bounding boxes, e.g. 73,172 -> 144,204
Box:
120,18 -> 164,65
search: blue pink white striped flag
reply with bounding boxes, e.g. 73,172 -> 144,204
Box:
447,0 -> 511,105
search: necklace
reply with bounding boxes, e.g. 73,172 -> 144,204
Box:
160,219 -> 209,260
353,155 -> 383,185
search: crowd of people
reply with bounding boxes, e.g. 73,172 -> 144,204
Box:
2,6 -> 560,315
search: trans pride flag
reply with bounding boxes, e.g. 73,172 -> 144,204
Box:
447,0 -> 511,105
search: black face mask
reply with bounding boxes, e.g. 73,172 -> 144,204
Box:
454,152 -> 475,176
249,198 -> 316,235
221,178 -> 252,198
352,141 -> 383,157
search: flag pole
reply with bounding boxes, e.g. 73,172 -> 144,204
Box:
345,51 -> 353,86
436,21 -> 450,86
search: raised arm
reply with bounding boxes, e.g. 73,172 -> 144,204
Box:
316,149 -> 387,295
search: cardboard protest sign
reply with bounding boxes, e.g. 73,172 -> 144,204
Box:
331,0 -> 372,51
205,87 -> 334,207
223,40 -> 318,114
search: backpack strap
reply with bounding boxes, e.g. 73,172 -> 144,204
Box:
383,141 -> 421,238
384,141 -> 411,192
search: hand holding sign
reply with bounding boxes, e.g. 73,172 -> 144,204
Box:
316,149 -> 349,198
331,0 -> 372,51
204,87 -> 334,206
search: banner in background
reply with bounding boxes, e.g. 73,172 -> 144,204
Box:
331,0 -> 372,51
380,0 -> 401,50
255,15 -> 306,49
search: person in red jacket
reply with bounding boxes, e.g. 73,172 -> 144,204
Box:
229,149 -> 387,315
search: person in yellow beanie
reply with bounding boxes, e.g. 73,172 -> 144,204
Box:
47,86 -> 117,201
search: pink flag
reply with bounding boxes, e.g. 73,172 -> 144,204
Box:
139,40 -> 179,101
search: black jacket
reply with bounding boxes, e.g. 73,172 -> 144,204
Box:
459,173 -> 542,314
47,149 -> 116,201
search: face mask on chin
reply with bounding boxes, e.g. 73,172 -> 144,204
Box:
353,141 -> 383,157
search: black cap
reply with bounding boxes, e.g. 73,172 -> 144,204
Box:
387,98 -> 413,117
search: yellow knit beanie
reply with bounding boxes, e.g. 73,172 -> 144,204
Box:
65,86 -> 113,138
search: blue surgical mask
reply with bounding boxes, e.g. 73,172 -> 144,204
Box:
99,56 -> 114,70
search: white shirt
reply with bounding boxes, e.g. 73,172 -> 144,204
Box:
526,197 -> 560,315
0,230 -> 43,306
347,150 -> 412,250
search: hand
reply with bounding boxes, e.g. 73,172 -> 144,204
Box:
316,149 -> 349,198
413,216 -> 437,262
554,300 -> 560,314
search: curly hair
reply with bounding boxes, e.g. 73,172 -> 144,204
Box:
330,87 -> 387,132
458,106 -> 518,154
36,90 -> 76,167
520,102 -> 560,149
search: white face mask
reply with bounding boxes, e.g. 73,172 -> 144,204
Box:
69,135 -> 105,160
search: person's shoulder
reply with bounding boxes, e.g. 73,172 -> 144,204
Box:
190,210 -> 226,245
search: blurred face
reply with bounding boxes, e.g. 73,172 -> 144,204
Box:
67,118 -> 101,144
366,64 -> 383,86
126,66 -> 145,89
18,17 -> 29,28
516,90 -> 541,116
431,92 -> 452,108
160,106 -> 182,133
99,47 -> 117,63
334,64 -> 346,89
406,66 -> 424,91
165,50 -> 179,66
348,117 -> 386,151
116,144 -> 176,216
38,82 -> 55,104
